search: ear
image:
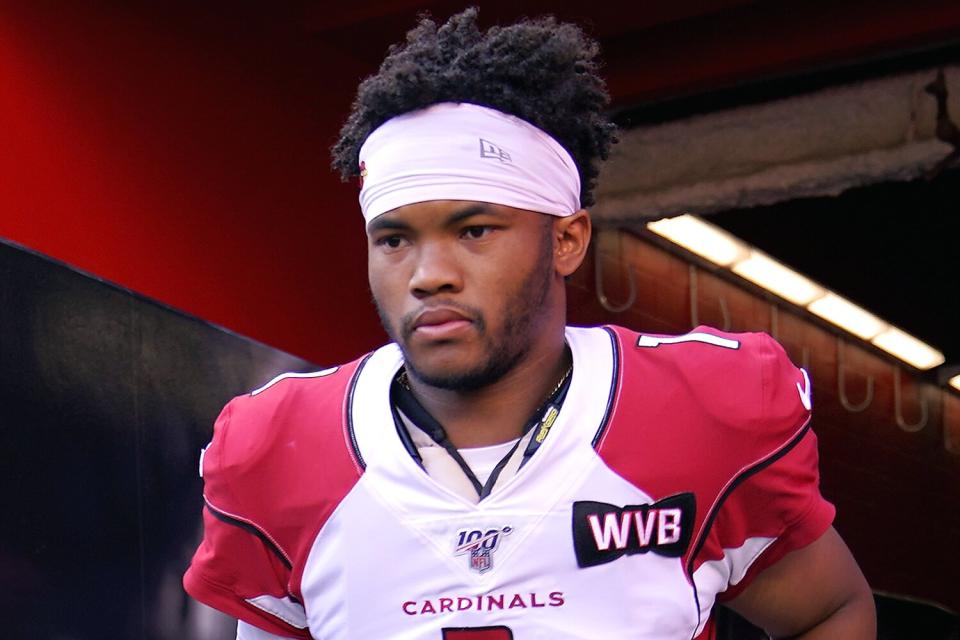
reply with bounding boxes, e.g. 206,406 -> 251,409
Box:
553,209 -> 592,277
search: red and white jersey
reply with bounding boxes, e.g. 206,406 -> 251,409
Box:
183,325 -> 834,639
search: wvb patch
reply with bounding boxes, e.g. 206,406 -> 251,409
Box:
453,526 -> 513,574
572,493 -> 695,568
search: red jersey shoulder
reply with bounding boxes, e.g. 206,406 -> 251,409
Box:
199,355 -> 367,557
607,324 -> 810,440
595,325 -> 819,558
203,360 -> 364,483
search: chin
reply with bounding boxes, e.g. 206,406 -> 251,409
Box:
407,360 -> 481,390
411,368 -> 499,392
404,350 -> 518,392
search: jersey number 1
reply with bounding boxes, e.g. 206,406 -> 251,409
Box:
442,627 -> 513,639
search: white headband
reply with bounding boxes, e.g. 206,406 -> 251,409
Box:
358,102 -> 581,224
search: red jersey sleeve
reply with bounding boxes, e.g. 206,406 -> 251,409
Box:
712,333 -> 835,601
183,398 -> 311,638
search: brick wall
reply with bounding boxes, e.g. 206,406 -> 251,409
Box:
569,228 -> 960,611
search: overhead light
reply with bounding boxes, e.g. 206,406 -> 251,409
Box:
806,292 -> 887,340
647,215 -> 747,267
646,214 -> 946,372
872,327 -> 945,370
732,250 -> 825,306
950,374 -> 960,392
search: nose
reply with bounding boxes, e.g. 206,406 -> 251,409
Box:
409,241 -> 463,298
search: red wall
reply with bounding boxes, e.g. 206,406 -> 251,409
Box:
4,1 -> 960,365
0,3 -> 383,364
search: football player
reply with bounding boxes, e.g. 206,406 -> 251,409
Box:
184,8 -> 875,639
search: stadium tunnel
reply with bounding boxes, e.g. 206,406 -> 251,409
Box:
1,1 -> 958,638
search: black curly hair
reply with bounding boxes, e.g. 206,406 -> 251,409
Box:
331,7 -> 616,208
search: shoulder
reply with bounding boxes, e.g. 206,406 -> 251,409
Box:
607,324 -> 810,437
206,359 -> 363,477
200,353 -> 372,531
609,323 -> 787,371
595,325 -> 831,599
183,353 -> 380,632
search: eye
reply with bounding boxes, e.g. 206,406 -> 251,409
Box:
375,234 -> 407,250
461,225 -> 492,240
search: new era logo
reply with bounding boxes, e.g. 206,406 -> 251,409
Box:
479,138 -> 512,163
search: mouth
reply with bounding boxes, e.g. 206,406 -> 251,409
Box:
410,307 -> 475,341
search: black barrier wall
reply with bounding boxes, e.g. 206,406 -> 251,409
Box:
0,239 -> 315,640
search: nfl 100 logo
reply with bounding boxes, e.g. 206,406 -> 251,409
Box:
453,526 -> 512,574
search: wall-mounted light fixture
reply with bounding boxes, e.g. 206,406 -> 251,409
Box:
647,214 -> 946,371
646,215 -> 746,267
732,250 -> 825,306
807,292 -> 886,341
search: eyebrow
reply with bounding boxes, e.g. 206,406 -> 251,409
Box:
366,216 -> 410,235
445,203 -> 501,226
367,203 -> 505,235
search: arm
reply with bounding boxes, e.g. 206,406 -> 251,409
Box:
726,526 -> 876,639
183,398 -> 312,638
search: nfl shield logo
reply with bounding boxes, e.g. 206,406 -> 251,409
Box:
454,526 -> 512,574
470,547 -> 492,573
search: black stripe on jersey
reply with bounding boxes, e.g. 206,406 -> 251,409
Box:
689,580 -> 702,640
685,418 -> 813,578
206,500 -> 292,570
390,389 -> 423,466
591,326 -> 621,447
684,420 -> 812,640
345,353 -> 374,470
391,377 -> 486,496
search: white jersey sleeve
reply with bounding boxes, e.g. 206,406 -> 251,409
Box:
237,620 -> 298,640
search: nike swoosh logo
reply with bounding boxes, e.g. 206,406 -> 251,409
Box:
796,368 -> 812,411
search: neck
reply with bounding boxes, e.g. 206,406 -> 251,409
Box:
405,334 -> 571,449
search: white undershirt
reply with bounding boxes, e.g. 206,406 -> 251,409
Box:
458,438 -> 521,485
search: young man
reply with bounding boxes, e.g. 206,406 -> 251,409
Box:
183,9 -> 875,639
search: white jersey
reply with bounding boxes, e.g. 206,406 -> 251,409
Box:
184,325 -> 833,639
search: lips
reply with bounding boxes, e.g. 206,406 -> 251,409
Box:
414,308 -> 470,328
410,307 -> 474,340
